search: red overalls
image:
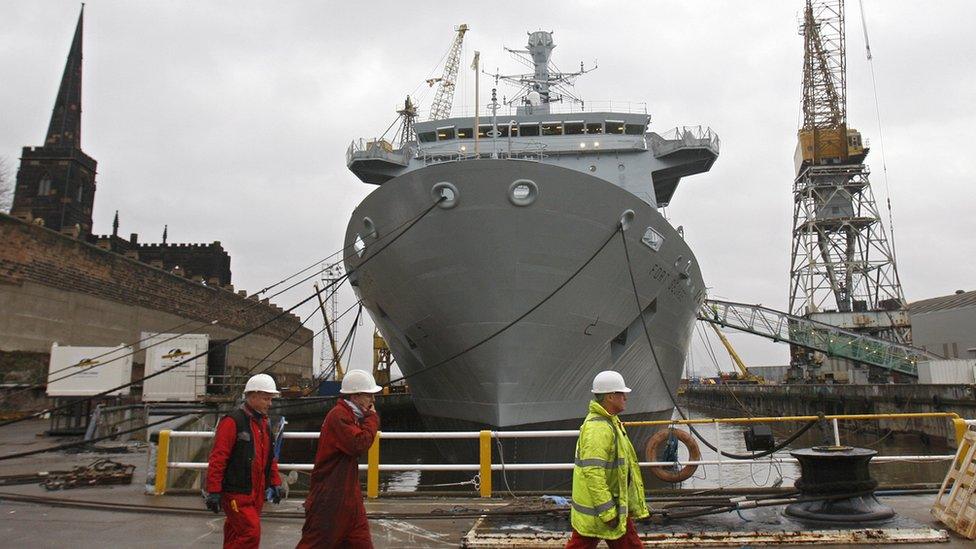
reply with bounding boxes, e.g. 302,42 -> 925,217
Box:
297,398 -> 379,549
207,405 -> 281,549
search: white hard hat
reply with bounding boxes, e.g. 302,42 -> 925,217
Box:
244,373 -> 280,395
340,370 -> 382,394
592,370 -> 631,394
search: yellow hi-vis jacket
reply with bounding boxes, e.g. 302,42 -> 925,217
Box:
570,400 -> 649,539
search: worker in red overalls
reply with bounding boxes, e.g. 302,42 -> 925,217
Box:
297,370 -> 382,549
205,373 -> 283,548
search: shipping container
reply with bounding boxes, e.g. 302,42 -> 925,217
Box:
141,333 -> 210,401
916,359 -> 976,384
46,343 -> 133,397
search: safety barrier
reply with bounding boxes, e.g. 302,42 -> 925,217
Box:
152,412 -> 972,498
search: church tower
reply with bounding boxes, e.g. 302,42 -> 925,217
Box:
11,7 -> 97,238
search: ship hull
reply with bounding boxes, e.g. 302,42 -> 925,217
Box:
343,159 -> 704,433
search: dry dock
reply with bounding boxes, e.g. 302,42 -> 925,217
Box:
0,420 -> 973,547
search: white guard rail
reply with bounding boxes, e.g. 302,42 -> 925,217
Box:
153,415 -> 972,498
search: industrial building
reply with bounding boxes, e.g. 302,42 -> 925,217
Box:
911,290 -> 976,360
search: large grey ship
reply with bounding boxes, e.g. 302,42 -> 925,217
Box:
342,31 -> 718,463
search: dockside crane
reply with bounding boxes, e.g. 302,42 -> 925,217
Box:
788,0 -> 909,382
426,24 -> 469,121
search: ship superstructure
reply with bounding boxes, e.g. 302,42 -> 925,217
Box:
343,30 -> 719,435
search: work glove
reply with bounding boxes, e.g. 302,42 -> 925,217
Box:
204,492 -> 222,513
266,485 -> 283,504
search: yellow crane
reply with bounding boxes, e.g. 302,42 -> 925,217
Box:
426,24 -> 469,121
373,331 -> 392,393
706,322 -> 765,384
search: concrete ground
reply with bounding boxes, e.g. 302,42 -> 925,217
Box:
0,420 -> 972,548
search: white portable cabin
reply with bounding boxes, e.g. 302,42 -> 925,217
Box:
46,343 -> 133,397
917,359 -> 976,384
141,333 -> 210,401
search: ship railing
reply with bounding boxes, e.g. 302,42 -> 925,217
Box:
346,138 -> 411,166
424,100 -> 649,119
419,147 -> 549,166
151,412 -> 972,498
650,125 -> 721,156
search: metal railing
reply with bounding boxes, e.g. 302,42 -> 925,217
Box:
346,138 -> 412,166
152,412 -> 970,498
649,125 -> 721,156
427,101 -> 650,119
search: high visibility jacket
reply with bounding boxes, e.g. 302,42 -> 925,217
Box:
570,400 -> 649,539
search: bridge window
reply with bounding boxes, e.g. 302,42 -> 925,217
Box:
436,127 -> 456,141
478,125 -> 493,138
498,124 -> 518,137
585,122 -> 604,135
625,124 -> 646,135
418,131 -> 436,143
606,121 -> 625,134
564,122 -> 585,135
519,123 -> 540,137
541,122 -> 563,136
457,127 -> 473,139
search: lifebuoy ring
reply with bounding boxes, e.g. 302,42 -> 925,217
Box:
644,428 -> 701,483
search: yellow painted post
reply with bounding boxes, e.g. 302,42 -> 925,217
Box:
953,418 -> 968,447
367,431 -> 380,499
479,430 -> 492,498
154,430 -> 171,496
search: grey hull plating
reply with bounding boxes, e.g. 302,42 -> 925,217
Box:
343,159 -> 704,429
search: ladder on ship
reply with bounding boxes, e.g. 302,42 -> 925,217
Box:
698,299 -> 941,377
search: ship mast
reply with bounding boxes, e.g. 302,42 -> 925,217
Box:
493,31 -> 596,114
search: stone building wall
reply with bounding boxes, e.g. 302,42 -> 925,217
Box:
0,213 -> 312,391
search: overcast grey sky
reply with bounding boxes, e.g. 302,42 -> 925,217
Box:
2,1 -> 973,377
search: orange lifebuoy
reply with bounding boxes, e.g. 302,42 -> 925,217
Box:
644,428 -> 701,483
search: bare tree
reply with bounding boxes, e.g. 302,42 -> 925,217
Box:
0,157 -> 12,213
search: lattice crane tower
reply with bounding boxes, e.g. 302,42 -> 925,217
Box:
789,0 -> 910,377
427,24 -> 468,121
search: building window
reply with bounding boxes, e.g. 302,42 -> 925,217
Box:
586,122 -> 604,135
519,123 -> 540,137
457,127 -> 473,139
418,131 -> 436,143
606,121 -> 625,134
38,177 -> 52,196
77,185 -> 83,202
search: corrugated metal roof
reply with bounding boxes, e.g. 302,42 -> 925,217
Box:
910,290 -> 976,314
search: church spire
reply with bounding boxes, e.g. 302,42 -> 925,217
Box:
45,6 -> 84,149
162,225 -> 168,244
112,210 -> 119,236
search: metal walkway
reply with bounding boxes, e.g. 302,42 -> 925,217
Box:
699,299 -> 942,377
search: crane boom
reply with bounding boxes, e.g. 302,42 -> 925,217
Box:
428,24 -> 468,121
705,322 -> 764,384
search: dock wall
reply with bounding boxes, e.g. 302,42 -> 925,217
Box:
680,383 -> 976,447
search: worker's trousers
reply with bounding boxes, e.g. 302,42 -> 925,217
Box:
222,493 -> 262,549
565,518 -> 642,549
